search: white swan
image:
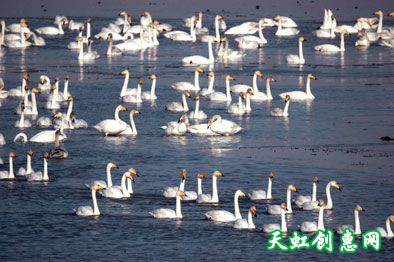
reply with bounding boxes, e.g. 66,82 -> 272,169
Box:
16,148 -> 34,176
366,10 -> 385,42
90,162 -> 118,188
36,18 -> 66,35
120,109 -> 141,135
30,113 -> 67,143
270,95 -> 290,117
235,19 -> 267,48
314,30 -> 347,52
6,19 -> 31,33
23,87 -> 39,115
252,75 -> 275,101
302,180 -> 341,211
263,203 -> 288,233
46,78 -> 60,110
268,185 -> 297,215
77,37 -> 99,60
201,71 -> 215,96
162,168 -> 186,198
225,22 -> 258,35
279,74 -> 317,100
227,92 -> 246,115
106,33 -> 122,56
68,20 -> 84,31
231,70 -> 262,93
28,32 -> 45,46
248,171 -> 274,200
376,216 -> 394,238
300,200 -> 326,232
218,37 -> 244,60
207,75 -> 234,102
38,75 -> 51,91
164,16 -> 196,42
233,206 -> 257,230
182,37 -> 214,65
5,19 -> 31,49
94,105 -> 128,136
75,182 -> 106,216
188,95 -> 207,120
313,16 -> 336,39
150,191 -> 186,219
67,27 -> 83,50
101,168 -> 138,199
141,74 -> 157,100
13,132 -> 28,143
336,204 -> 365,235
161,114 -> 189,136
295,176 -> 319,208
187,122 -> 218,136
15,104 -> 32,128
201,15 -> 223,42
118,69 -> 134,97
122,79 -> 143,103
274,16 -> 299,36
355,30 -> 370,48
165,91 -> 191,112
37,117 -> 52,127
171,67 -> 204,91
207,115 -> 242,136
197,170 -> 223,203
286,37 -> 305,65
27,152 -> 50,182
0,152 -> 16,180
9,71 -> 29,97
204,190 -> 246,222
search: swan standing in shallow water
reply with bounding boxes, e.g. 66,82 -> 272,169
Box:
165,91 -> 191,112
27,152 -> 50,182
197,170 -> 223,203
233,206 -> 257,230
182,38 -> 214,65
295,176 -> 319,208
17,148 -> 34,176
171,67 -> 204,91
142,74 -> 157,100
300,200 -> 326,232
336,204 -> 365,235
94,105 -> 128,136
188,95 -> 207,120
161,114 -> 189,136
120,109 -> 141,135
207,115 -> 242,136
207,75 -> 234,102
263,203 -> 288,233
75,182 -> 106,217
268,185 -> 298,215
286,37 -> 305,65
101,168 -> 138,199
314,31 -> 348,52
204,190 -> 246,222
274,16 -> 299,36
0,152 -> 17,180
376,216 -> 394,238
248,171 -> 274,200
279,74 -> 317,100
270,95 -> 290,117
302,180 -> 341,211
150,191 -> 186,219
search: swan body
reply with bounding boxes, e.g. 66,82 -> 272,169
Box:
268,185 -> 297,215
101,169 -> 137,199
287,37 -> 305,64
197,170 -> 223,203
188,96 -> 207,119
165,90 -> 191,112
187,123 -> 218,136
295,177 -> 319,208
171,67 -> 204,91
182,38 -> 214,65
94,105 -> 128,136
207,75 -> 234,102
150,191 -> 186,219
271,95 -> 290,117
75,183 -> 106,216
36,21 -> 65,35
204,190 -> 246,222
300,200 -> 326,232
274,16 -> 299,36
141,74 -> 157,100
336,204 -> 365,235
207,115 -> 242,136
161,114 -> 189,136
376,216 -> 394,238
27,153 -> 49,182
279,74 -> 317,100
248,171 -> 274,200
225,22 -> 258,35
315,31 -> 347,52
263,203 -> 288,233
233,207 -> 257,230
16,149 -> 34,176
37,117 -> 52,127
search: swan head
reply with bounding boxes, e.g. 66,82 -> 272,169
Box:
207,115 -> 221,128
313,176 -> 319,183
196,67 -> 204,73
389,216 -> 394,223
193,95 -> 200,101
119,11 -> 127,16
148,74 -> 156,80
44,152 -> 49,159
120,69 -> 129,76
250,206 -> 257,217
267,76 -> 276,82
87,17 -> 92,23
117,105 -> 128,112
331,181 -> 342,191
236,190 -> 246,197
106,33 -> 113,40
181,168 -> 187,180
52,112 -> 63,119
9,152 -> 17,158
23,72 -> 30,81
216,15 -> 224,20
197,172 -> 205,179
255,70 -> 263,78
374,10 -> 383,16
109,162 -> 118,169
281,203 -> 288,211
239,92 -> 245,99
128,168 -> 139,177
226,75 -> 235,81
318,199 -> 325,207
268,171 -> 274,179
21,19 -> 28,27
138,79 -> 143,86
76,36 -> 83,42
213,170 -> 224,177
93,184 -> 106,191
65,75 -> 69,81
247,88 -> 254,96
288,185 -> 297,192
182,90 -> 191,98
355,204 -> 365,212
389,12 -> 394,17
299,37 -> 305,42
207,71 -> 215,78
178,191 -> 187,197
178,113 -> 188,123
27,148 -> 33,157
40,76 -> 47,84
308,74 -> 317,80
131,109 -> 141,116
67,96 -> 73,103
53,76 -> 60,82
274,16 -> 281,21
284,95 -> 290,102
51,84 -> 57,91
32,87 -> 40,94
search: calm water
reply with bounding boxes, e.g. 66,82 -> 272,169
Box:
0,16 -> 393,261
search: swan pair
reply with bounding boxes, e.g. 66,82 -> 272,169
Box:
227,89 -> 253,115
233,206 -> 257,230
26,152 -> 50,182
101,168 -> 139,199
197,170 -> 223,203
94,105 -> 131,136
217,37 -> 244,60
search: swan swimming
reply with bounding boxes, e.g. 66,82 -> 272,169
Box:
336,204 -> 365,235
141,74 -> 157,100
27,152 -> 50,182
314,30 -> 348,52
207,75 -> 234,102
197,170 -> 223,204
101,168 -> 138,199
161,114 -> 189,136
207,115 -> 242,136
274,16 -> 299,36
268,185 -> 297,215
150,191 -> 186,219
231,70 -> 262,93
165,91 -> 191,112
182,38 -> 214,65
171,67 -> 204,91
279,74 -> 317,100
162,169 -> 187,198
188,95 -> 207,120
270,95 -> 290,117
16,148 -> 34,176
302,180 -> 341,211
94,105 -> 128,136
120,109 -> 141,136
248,171 -> 274,200
376,216 -> 394,238
263,203 -> 288,233
75,182 -> 106,217
300,200 -> 326,232
0,152 -> 17,180
295,176 -> 319,208
204,190 -> 246,222
286,37 -> 306,65
233,206 -> 257,230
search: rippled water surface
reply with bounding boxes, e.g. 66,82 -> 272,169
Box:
0,16 -> 393,261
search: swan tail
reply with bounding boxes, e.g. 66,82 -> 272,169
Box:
160,126 -> 167,130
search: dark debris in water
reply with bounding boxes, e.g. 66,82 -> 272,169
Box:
380,136 -> 394,141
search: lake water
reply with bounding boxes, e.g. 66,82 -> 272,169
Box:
0,16 -> 393,261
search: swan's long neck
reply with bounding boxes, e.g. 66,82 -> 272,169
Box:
330,22 -> 335,37
277,19 -> 282,33
8,156 -> 15,179
214,18 -> 220,42
208,40 -> 214,62
59,117 -> 65,134
51,82 -> 59,107
120,72 -> 130,97
281,208 -> 287,232
43,158 -> 48,180
20,25 -> 25,46
122,14 -> 129,33
266,79 -> 273,99
78,40 -> 84,59
207,76 -> 214,92
63,80 -> 69,100
129,114 -> 137,135
31,92 -> 37,115
19,110 -> 25,128
237,95 -> 243,112
66,100 -> 73,122
127,177 -> 133,194
286,189 -> 293,213
340,32 -> 345,51
87,22 -> 91,39
150,78 -> 156,96
114,107 -> 122,122
225,79 -> 232,101
194,71 -> 200,89
194,99 -> 200,116
198,12 -> 203,28
299,40 -> 304,61
175,195 -> 182,218
325,183 -> 333,209
245,93 -> 251,112
182,93 -> 189,111
252,74 -> 259,93
258,21 -> 266,41
247,211 -> 255,229
317,205 -> 325,231
312,182 -> 317,202
26,154 -> 32,173
106,165 -> 113,187
107,38 -> 113,55
1,22 -> 5,46
21,78 -> 27,96
57,23 -> 64,34
377,13 -> 383,33
354,210 -> 361,235
386,218 -> 393,237
91,189 -> 100,215
211,175 -> 219,202
136,83 -> 142,101
77,31 -> 82,48
121,173 -> 129,197
234,193 -> 242,219
306,78 -> 312,96
283,100 -> 290,116
197,178 -> 202,195
267,178 -> 273,199
179,178 -> 185,191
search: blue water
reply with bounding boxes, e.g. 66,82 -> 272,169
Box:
0,16 -> 393,261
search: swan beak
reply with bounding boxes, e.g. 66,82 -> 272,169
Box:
27,148 -> 33,156
44,152 -> 50,159
40,79 -> 46,84
9,152 -> 17,158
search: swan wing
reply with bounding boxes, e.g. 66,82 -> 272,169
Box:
302,200 -> 319,211
162,186 -> 179,198
149,208 -> 176,218
197,193 -> 212,203
233,219 -> 248,229
204,210 -> 236,222
263,224 -> 280,233
301,221 -> 318,232
268,204 -> 281,215
76,206 -> 94,216
248,190 -> 267,200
